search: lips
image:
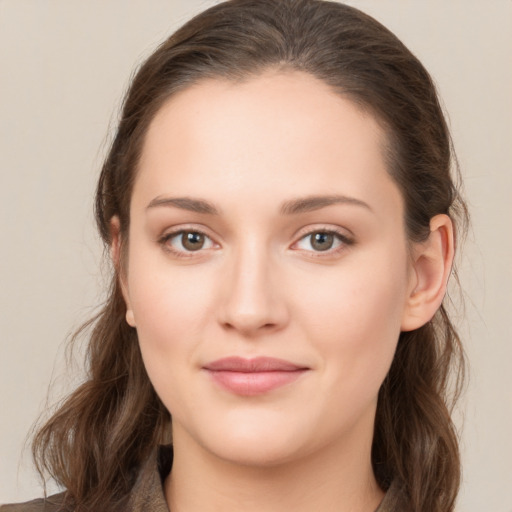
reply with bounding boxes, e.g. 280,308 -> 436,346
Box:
203,357 -> 308,396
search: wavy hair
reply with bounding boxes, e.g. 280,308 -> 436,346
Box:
33,1 -> 467,511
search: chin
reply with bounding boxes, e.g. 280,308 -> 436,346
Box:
178,412 -> 315,468
208,435 -> 308,468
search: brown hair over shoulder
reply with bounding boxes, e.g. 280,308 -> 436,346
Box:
32,1 -> 467,511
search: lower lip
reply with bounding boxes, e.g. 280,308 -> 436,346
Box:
205,369 -> 307,396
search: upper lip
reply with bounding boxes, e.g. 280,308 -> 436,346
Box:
203,357 -> 307,372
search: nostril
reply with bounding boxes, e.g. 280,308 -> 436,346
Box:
219,312 -> 283,336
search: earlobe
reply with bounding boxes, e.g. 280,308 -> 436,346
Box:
401,214 -> 455,332
109,216 -> 136,328
125,309 -> 136,327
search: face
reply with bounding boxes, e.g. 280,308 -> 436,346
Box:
121,71 -> 416,467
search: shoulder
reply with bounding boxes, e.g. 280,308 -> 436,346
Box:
1,446 -> 171,512
1,493 -> 68,512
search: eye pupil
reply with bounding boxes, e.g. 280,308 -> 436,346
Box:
183,232 -> 205,251
311,232 -> 334,251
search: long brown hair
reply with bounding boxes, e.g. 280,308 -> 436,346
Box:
33,1 -> 467,511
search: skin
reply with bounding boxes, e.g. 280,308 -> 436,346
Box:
112,70 -> 454,512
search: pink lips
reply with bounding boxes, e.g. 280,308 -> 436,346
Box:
203,357 -> 308,396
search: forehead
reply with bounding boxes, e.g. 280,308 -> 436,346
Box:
143,70 -> 387,160
134,70 -> 401,219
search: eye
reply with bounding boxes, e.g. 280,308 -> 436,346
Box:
293,230 -> 352,254
161,229 -> 216,256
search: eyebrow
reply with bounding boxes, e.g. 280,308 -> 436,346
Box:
279,194 -> 372,215
146,194 -> 372,215
146,196 -> 220,214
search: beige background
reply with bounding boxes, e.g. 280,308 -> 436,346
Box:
1,0 -> 511,510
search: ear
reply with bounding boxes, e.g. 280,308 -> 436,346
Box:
401,214 -> 455,332
110,216 -> 136,328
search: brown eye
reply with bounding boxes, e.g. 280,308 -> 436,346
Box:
294,230 -> 350,255
310,232 -> 334,251
162,230 -> 215,255
182,231 -> 206,251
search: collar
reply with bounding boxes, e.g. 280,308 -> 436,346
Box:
126,445 -> 172,512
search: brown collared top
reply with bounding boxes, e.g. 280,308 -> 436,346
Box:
1,446 -> 404,511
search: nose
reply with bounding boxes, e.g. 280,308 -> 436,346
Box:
217,243 -> 289,337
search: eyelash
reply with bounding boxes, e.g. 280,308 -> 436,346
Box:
158,227 -> 215,259
292,227 -> 354,258
158,226 -> 354,259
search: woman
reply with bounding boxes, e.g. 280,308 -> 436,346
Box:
1,0 -> 467,511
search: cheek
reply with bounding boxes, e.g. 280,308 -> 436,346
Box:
126,261 -> 218,415
125,246 -> 218,389
294,249 -> 409,393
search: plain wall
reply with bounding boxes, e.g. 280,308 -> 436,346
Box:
1,0 -> 511,510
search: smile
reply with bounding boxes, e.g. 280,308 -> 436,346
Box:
203,357 -> 309,396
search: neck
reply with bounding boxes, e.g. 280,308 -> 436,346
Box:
164,424 -> 384,512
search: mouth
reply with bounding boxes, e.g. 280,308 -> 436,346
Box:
202,356 -> 309,396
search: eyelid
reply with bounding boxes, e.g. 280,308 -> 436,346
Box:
290,225 -> 355,257
293,223 -> 354,239
158,225 -> 220,258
